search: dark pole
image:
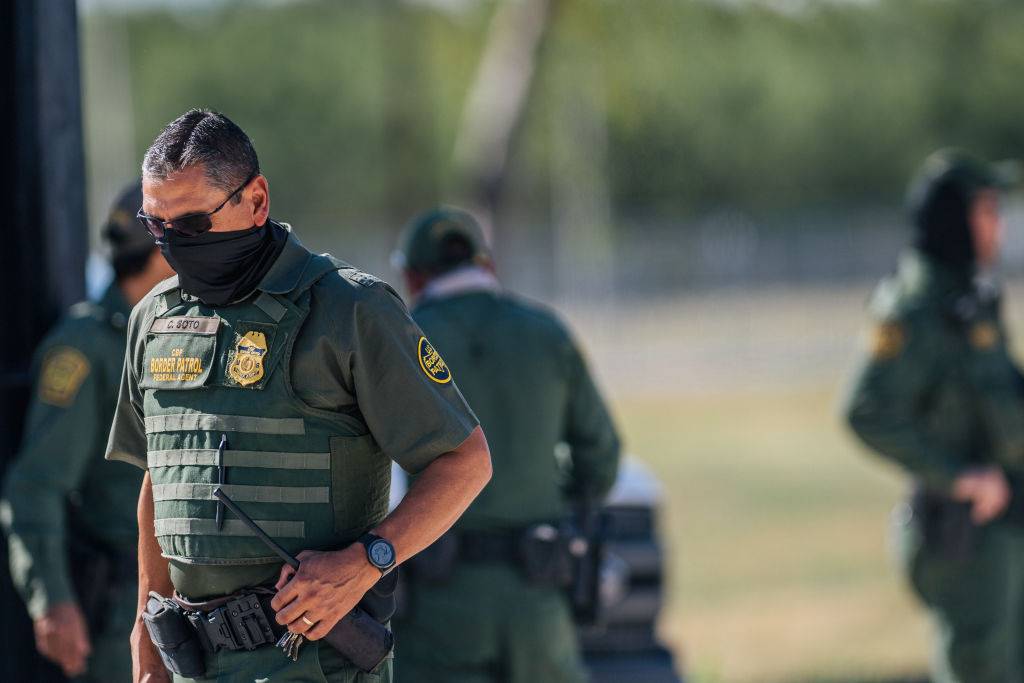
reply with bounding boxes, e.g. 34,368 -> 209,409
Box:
0,0 -> 87,680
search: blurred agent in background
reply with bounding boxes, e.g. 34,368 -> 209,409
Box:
0,181 -> 174,681
843,150 -> 1023,683
392,207 -> 621,683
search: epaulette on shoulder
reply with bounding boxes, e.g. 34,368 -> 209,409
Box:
341,268 -> 384,289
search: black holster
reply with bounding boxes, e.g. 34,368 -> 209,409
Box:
142,593 -> 206,678
910,488 -> 978,561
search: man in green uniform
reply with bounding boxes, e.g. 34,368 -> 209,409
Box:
844,149 -> 1024,683
1,182 -> 175,681
108,109 -> 491,683
391,207 -> 621,683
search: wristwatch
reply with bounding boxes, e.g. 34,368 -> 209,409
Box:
359,533 -> 397,575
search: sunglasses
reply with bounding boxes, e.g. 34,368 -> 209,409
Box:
136,172 -> 257,239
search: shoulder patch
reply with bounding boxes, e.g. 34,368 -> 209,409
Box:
38,346 -> 90,407
969,321 -> 1000,350
867,321 -> 906,360
417,336 -> 452,384
349,271 -> 383,288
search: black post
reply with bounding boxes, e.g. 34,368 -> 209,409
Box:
0,0 -> 87,680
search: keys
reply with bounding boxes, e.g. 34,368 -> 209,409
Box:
276,631 -> 305,661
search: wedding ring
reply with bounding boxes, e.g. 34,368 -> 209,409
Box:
301,615 -> 315,626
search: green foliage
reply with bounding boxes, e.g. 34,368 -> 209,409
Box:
82,0 -> 1024,238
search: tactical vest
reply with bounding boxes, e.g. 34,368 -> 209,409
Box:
141,254 -> 390,566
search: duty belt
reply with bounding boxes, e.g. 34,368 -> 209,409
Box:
459,529 -> 521,563
174,588 -> 285,653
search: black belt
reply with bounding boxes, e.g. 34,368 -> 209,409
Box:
459,529 -> 521,563
174,589 -> 286,653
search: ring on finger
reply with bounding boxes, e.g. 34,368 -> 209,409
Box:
301,615 -> 316,627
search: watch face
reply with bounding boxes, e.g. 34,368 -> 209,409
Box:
369,539 -> 395,568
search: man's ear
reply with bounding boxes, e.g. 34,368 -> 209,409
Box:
250,175 -> 271,225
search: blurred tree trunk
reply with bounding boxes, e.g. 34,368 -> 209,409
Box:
451,0 -> 559,235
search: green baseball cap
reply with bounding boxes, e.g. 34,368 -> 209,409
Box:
102,180 -> 155,260
393,206 -> 491,275
908,148 -> 1019,212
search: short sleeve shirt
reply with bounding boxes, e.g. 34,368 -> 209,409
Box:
106,227 -> 478,474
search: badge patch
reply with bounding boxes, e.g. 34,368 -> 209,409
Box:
228,331 -> 268,387
418,336 -> 452,384
38,346 -> 90,407
869,322 -> 905,360
969,321 -> 999,350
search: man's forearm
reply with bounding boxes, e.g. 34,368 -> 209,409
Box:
136,472 -> 173,611
373,425 -> 491,564
133,472 -> 172,681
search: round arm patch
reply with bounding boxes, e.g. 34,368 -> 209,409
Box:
418,336 -> 452,384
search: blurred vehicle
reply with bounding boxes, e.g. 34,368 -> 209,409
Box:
389,455 -> 683,682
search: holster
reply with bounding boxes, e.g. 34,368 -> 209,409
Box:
910,488 -> 978,561
518,523 -> 575,588
142,593 -> 206,678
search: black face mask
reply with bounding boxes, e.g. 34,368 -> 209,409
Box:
159,222 -> 287,306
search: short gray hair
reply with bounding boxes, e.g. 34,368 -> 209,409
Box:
142,109 -> 259,198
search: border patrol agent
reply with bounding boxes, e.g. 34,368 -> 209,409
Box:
1,182 -> 175,681
106,110 -> 491,683
392,207 -> 621,683
843,150 -> 1024,683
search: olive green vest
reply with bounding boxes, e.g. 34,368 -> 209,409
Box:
141,254 -> 390,566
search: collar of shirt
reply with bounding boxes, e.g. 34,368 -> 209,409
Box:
418,265 -> 502,305
256,221 -> 315,295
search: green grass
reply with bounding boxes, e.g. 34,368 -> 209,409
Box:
615,386 -> 931,683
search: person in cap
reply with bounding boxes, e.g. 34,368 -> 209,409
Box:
0,181 -> 175,682
108,110 -> 491,683
843,149 -> 1024,683
391,207 -> 621,683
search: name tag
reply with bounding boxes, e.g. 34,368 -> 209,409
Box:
150,316 -> 220,335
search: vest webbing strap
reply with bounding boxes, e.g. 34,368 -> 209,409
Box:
145,414 -> 305,435
155,518 -> 305,538
254,292 -> 289,322
148,448 -> 330,470
152,483 -> 329,504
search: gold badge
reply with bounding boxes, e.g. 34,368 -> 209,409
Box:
418,336 -> 452,384
868,322 -> 905,360
969,322 -> 999,350
228,331 -> 268,386
38,346 -> 90,407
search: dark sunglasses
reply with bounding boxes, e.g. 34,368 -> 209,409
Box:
136,172 -> 258,239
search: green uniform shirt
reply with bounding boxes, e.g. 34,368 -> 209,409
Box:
106,229 -> 478,597
843,250 -> 1024,491
1,284 -> 143,618
412,284 -> 620,530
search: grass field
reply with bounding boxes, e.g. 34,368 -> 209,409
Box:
563,282 -> 966,683
617,389 -> 929,683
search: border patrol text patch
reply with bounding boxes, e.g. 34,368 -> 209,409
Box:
39,346 -> 90,407
418,336 -> 452,384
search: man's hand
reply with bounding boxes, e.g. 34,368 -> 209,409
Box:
271,544 -> 379,641
952,465 -> 1011,524
33,601 -> 91,678
131,620 -> 170,683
